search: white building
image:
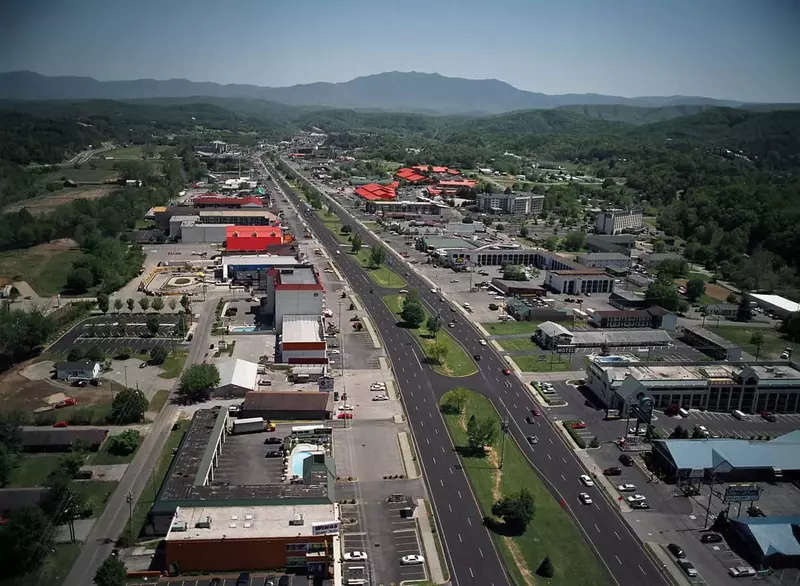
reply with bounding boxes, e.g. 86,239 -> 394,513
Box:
545,268 -> 616,295
576,252 -> 631,269
280,315 -> 327,364
476,192 -> 545,216
212,358 -> 259,397
54,360 -> 101,381
274,268 -> 324,330
594,209 -> 643,235
749,294 -> 800,319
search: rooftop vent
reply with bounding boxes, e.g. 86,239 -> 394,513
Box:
289,513 -> 305,526
196,516 -> 212,529
229,523 -> 237,529
244,522 -> 252,528
171,521 -> 188,532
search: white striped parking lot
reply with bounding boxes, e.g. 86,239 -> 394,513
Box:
658,427 -> 781,440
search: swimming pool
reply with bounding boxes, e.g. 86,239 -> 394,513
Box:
595,356 -> 627,364
230,325 -> 257,333
290,443 -> 317,477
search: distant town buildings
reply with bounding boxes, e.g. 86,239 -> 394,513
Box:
594,208 -> 643,235
476,192 -> 545,216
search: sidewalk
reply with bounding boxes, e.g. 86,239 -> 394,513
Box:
416,498 -> 448,584
397,431 -> 420,478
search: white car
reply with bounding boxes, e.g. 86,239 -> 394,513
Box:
343,551 -> 368,561
339,404 -> 354,411
401,555 -> 425,565
580,474 -> 595,487
370,383 -> 386,391
328,349 -> 341,355
628,428 -> 643,435
399,289 -> 409,294
627,494 -> 647,503
579,492 -> 593,505
729,566 -> 756,578
372,394 -> 388,401
617,484 -> 637,492
430,288 -> 438,294
479,339 -> 487,346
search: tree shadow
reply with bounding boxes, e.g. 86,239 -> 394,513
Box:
482,516 -> 526,537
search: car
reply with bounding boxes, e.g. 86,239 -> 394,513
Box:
339,404 -> 354,411
372,394 -> 388,401
628,427 -> 644,435
265,450 -> 282,458
527,436 -> 539,445
667,543 -> 686,559
617,483 -> 637,492
343,551 -> 368,561
525,416 -> 535,424
337,412 -> 354,419
139,362 -> 148,369
603,467 -> 622,476
473,354 -> 482,361
531,407 -> 541,416
677,560 -> 698,578
399,289 -> 409,294
328,349 -> 341,355
370,384 -> 386,391
264,437 -> 282,445
747,506 -> 766,517
209,579 -> 221,586
579,492 -> 593,505
761,411 -> 777,422
448,322 -> 455,328
55,398 -> 77,408
700,533 -> 723,543
729,566 -> 756,578
72,380 -> 87,387
430,288 -> 438,294
236,573 -> 250,586
401,555 -> 425,565
627,494 -> 647,503
579,474 -> 595,487
619,454 -> 634,466
52,421 -> 69,428
479,339 -> 487,346
571,421 -> 587,430
630,501 -> 650,510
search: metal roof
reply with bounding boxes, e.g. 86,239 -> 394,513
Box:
216,358 -> 258,391
750,293 -> 800,314
730,517 -> 800,557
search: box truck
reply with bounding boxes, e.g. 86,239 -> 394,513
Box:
232,417 -> 265,434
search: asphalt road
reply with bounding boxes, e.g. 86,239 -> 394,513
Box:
264,156 -> 671,586
63,298 -> 217,586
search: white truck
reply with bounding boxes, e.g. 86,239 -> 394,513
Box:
232,417 -> 265,434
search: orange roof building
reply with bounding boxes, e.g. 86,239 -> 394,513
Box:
394,167 -> 428,183
226,226 -> 283,252
354,183 -> 397,201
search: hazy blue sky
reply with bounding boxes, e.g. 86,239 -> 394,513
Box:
2,0 -> 798,101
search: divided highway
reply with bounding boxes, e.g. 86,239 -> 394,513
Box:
263,158 -> 670,586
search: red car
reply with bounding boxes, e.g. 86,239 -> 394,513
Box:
571,421 -> 587,430
761,411 -> 777,422
531,407 -> 541,416
55,398 -> 77,408
337,412 -> 354,420
502,368 -> 512,376
53,421 -> 69,428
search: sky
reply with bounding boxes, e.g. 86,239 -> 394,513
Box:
1,0 -> 799,102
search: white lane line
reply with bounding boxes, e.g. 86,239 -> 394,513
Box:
467,517 -> 472,526
638,564 -> 646,575
594,524 -> 601,533
547,453 -> 552,460
448,504 -> 452,512
513,403 -> 517,409
432,457 -> 437,465
469,567 -> 474,578
479,548 -> 484,558
440,479 -> 444,486
562,457 -> 567,464
458,534 -> 462,543
458,491 -> 462,499
426,438 -> 430,444
435,428 -> 439,435
549,437 -> 553,444
614,531 -> 621,540
449,468 -> 453,475
561,474 -> 567,481
615,555 -> 622,565
441,446 -> 445,453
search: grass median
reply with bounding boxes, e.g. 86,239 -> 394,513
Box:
354,249 -> 407,289
481,321 -> 543,335
512,355 -> 574,373
383,295 -> 477,377
440,389 -> 613,586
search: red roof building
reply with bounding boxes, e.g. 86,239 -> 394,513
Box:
395,168 -> 428,183
194,195 -> 264,209
354,183 -> 397,201
226,226 -> 283,252
437,179 -> 477,188
412,165 -> 461,175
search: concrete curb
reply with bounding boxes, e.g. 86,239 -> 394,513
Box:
415,498 -> 448,584
360,316 -> 382,349
645,542 -> 690,586
397,431 -> 420,479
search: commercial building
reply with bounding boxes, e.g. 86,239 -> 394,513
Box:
354,182 -> 397,201
175,219 -> 230,243
704,303 -> 738,318
212,359 -> 259,398
164,504 -> 339,575
364,200 -> 444,216
545,267 -> 615,295
609,290 -> 650,310
650,430 -> 800,484
54,360 -> 101,381
436,179 -> 478,195
681,325 -> 743,362
192,195 -> 264,209
587,234 -> 635,255
273,269 -> 324,331
221,255 -> 301,283
476,192 -> 545,216
594,208 -> 643,235
576,252 -> 631,270
505,298 -> 571,323
749,294 -> 800,319
585,357 -> 800,415
199,210 -> 279,227
280,316 -> 327,364
242,391 -> 334,420
590,307 -> 677,331
725,515 -> 800,569
18,428 -> 108,453
394,167 -> 428,183
571,329 -> 673,348
533,322 -> 574,349
640,252 -> 683,268
225,226 -> 283,252
490,279 -> 546,297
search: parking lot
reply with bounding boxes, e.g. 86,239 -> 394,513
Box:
214,430 -> 287,485
49,314 -> 185,354
147,576 -> 288,586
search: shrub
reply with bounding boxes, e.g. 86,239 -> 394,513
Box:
107,430 -> 141,456
563,421 -> 587,448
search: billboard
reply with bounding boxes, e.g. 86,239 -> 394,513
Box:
312,521 -> 341,536
318,376 -> 334,393
633,394 -> 654,426
723,484 -> 762,503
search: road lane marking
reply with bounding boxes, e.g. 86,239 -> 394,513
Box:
595,524 -> 601,532
562,457 -> 567,464
435,428 -> 438,434
549,437 -> 553,444
441,446 -> 445,452
615,555 -> 622,565
467,517 -> 472,526
440,479 -> 444,486
426,438 -> 429,444
614,531 -> 621,540
469,567 -> 474,578
561,474 -> 567,481
448,504 -> 452,512
458,534 -> 462,542
547,453 -> 552,460
432,457 -> 436,465
513,403 -> 517,409
479,548 -> 484,558
458,491 -> 462,499
638,564 -> 646,575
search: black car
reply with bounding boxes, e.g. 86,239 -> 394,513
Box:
748,506 -> 766,517
264,437 -> 282,444
265,450 -> 282,458
237,573 -> 251,586
525,416 -> 535,424
210,579 -> 221,586
630,501 -> 650,509
667,543 -> 686,559
700,533 -> 723,544
619,454 -> 634,466
473,354 -> 482,361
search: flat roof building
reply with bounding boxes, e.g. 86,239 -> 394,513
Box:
595,208 -> 643,235
242,391 -> 334,420
226,226 -> 283,252
280,315 -> 326,364
587,234 -> 635,255
749,294 -> 800,319
577,252 -> 631,269
222,255 -> 301,281
545,267 -> 615,295
682,325 -> 743,362
476,192 -> 545,216
590,307 -> 677,331
213,358 -> 259,398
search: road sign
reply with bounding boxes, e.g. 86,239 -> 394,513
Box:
689,469 -> 705,479
634,395 -> 655,426
556,345 -> 577,354
318,376 -> 334,393
723,484 -> 762,503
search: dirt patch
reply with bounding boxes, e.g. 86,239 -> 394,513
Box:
506,539 -> 536,586
0,359 -> 109,412
485,447 -> 502,502
3,186 -> 114,215
675,279 -> 733,301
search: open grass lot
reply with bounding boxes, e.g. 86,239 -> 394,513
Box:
384,295 -> 477,377
675,278 -> 732,302
75,480 -> 118,512
148,389 -> 170,413
513,355 -> 573,373
0,542 -> 82,586
8,454 -> 64,487
441,391 -> 613,586
158,352 -> 188,379
481,321 -> 543,336
354,249 -> 407,288
708,325 -> 799,359
0,240 -> 84,295
687,272 -> 711,282
36,167 -> 117,185
3,185 -> 116,215
362,221 -> 381,231
497,337 -> 538,352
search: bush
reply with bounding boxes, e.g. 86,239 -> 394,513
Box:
563,421 -> 587,448
150,345 -> 168,365
537,556 -> 554,578
107,430 -> 141,456
67,408 -> 94,426
66,347 -> 86,361
114,347 -> 133,360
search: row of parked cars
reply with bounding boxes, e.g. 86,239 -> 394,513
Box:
667,540 -> 757,579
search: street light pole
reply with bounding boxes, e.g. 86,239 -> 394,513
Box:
125,491 -> 134,542
123,365 -> 128,390
499,417 -> 509,469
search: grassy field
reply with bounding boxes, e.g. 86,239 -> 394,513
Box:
0,241 -> 84,295
88,438 -> 141,466
75,480 -> 118,514
158,352 -> 188,379
8,454 -> 64,487
0,542 -> 82,586
687,272 -> 711,282
384,295 -> 477,377
354,249 -> 407,288
481,321 -> 543,335
362,221 -> 381,231
441,390 -> 613,586
148,389 -> 170,413
3,185 -> 115,215
512,355 -> 574,373
708,325 -> 799,359
497,337 -> 539,352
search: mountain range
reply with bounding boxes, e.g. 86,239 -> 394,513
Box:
0,70 -> 766,116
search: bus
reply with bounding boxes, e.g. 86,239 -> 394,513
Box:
291,424 -> 332,437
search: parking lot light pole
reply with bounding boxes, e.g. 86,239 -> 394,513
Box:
123,365 -> 128,390
499,417 -> 509,469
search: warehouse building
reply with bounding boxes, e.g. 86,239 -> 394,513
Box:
749,294 -> 800,320
273,270 -> 324,330
242,391 -> 334,420
164,503 -> 339,575
175,218 -> 230,243
585,357 -> 800,415
609,290 -> 650,310
211,359 -> 259,398
490,279 -> 546,297
681,325 -> 743,362
279,316 -> 327,364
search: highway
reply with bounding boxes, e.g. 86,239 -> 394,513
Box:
263,156 -> 671,586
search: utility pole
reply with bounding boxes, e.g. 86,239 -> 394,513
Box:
123,365 -> 128,390
499,417 -> 509,469
126,491 -> 134,543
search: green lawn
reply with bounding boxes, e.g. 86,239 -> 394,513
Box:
362,221 -> 380,231
37,167 -> 117,184
707,325 -> 799,359
497,337 -> 538,352
0,247 -> 84,296
698,294 -> 718,306
481,321 -> 543,335
687,272 -> 710,282
513,355 -> 574,373
135,218 -> 155,229
8,454 -> 64,487
148,389 -> 170,412
158,352 -> 188,379
75,480 -> 118,515
354,249 -> 407,288
0,542 -> 82,586
384,295 -> 477,377
441,391 -> 613,586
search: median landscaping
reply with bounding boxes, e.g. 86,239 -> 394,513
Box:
354,248 -> 407,288
440,389 -> 613,586
384,294 -> 477,377
512,354 -> 573,373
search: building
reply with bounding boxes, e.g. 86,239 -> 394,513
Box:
354,183 -> 397,201
490,279 -> 546,297
222,255 -> 301,283
280,316 -> 327,364
587,234 -> 635,256
609,291 -> 650,310
176,219 -> 230,244
585,357 -> 800,414
576,252 -> 631,270
394,168 -> 428,183
545,268 -> 615,295
749,294 -> 800,319
364,200 -> 444,216
0,488 -> 44,518
164,503 -> 339,575
54,360 -> 101,382
570,329 -> 673,349
505,298 -> 571,323
436,179 -> 477,196
533,322 -> 574,349
650,430 -> 800,484
212,359 -> 259,398
193,195 -> 264,209
640,252 -> 683,268
198,210 -> 279,227
594,209 -> 643,235
725,515 -> 800,569
18,427 -> 108,452
590,307 -> 677,331
704,303 -> 739,318
476,192 -> 545,216
273,269 -> 324,330
242,391 -> 334,420
681,325 -> 743,362
225,226 -> 283,252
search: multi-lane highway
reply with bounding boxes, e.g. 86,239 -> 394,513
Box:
263,156 -> 671,586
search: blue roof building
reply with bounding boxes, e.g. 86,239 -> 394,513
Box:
727,516 -> 800,568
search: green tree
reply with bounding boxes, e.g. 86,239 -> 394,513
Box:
180,294 -> 191,313
178,363 -> 220,403
369,244 -> 387,268
0,443 -> 16,487
67,346 -> 86,362
670,425 -> 690,439
138,297 -> 150,311
41,474 -> 85,524
544,235 -> 559,251
151,297 -> 164,312
495,223 -> 505,231
737,295 -> 753,322
401,297 -> 425,328
168,298 -> 178,311
503,265 -> 527,281
656,258 -> 689,279
536,556 -> 555,578
0,506 -> 53,576
563,231 -> 588,251
466,415 -> 498,452
645,277 -> 680,312
96,292 -> 110,314
351,232 -> 363,253
84,345 -> 104,362
492,488 -> 535,532
653,240 -> 667,253
686,278 -> 706,302
503,186 -> 513,194
150,345 -> 168,365
750,332 -> 765,359
110,388 -> 148,423
146,315 -> 159,336
519,225 -> 529,238
67,267 -> 93,292
341,224 -> 352,234
94,556 -> 128,586
426,339 -> 449,365
441,388 -> 468,414
426,315 -> 441,336
107,430 -> 141,456
780,312 -> 800,342
126,298 -> 135,312
113,298 -> 123,313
